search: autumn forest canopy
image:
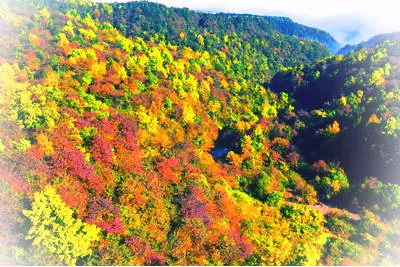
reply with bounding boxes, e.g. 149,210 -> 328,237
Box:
0,0 -> 399,265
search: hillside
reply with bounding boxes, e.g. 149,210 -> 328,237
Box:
214,13 -> 340,53
263,16 -> 341,53
97,1 -> 332,71
0,0 -> 399,266
338,31 -> 400,54
270,34 -> 400,201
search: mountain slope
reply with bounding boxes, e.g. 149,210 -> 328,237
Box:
338,31 -> 400,54
0,0 -> 399,266
214,13 -> 341,53
103,1 -> 333,71
263,16 -> 341,53
24,0 -> 332,82
270,35 -> 400,212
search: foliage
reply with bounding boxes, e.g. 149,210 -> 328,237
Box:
0,0 -> 399,265
310,161 -> 350,199
23,186 -> 100,265
359,178 -> 400,217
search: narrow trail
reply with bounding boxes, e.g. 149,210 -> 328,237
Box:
284,190 -> 361,221
312,202 -> 361,221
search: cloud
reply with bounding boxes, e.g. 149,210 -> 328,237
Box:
94,0 -> 400,45
291,12 -> 400,44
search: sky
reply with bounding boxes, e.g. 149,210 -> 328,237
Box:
96,0 -> 400,45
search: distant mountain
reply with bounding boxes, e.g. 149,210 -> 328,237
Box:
337,44 -> 357,55
218,13 -> 341,53
83,1 -> 332,72
263,16 -> 341,53
338,31 -> 400,54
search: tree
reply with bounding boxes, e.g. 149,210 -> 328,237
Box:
323,120 -> 340,136
360,179 -> 400,217
23,186 -> 101,265
310,161 -> 349,200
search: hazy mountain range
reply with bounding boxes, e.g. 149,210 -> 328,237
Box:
95,0 -> 399,53
95,0 -> 400,47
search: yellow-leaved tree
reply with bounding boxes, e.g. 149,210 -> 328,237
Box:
23,186 -> 101,265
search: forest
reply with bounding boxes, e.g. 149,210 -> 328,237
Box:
0,0 -> 399,265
